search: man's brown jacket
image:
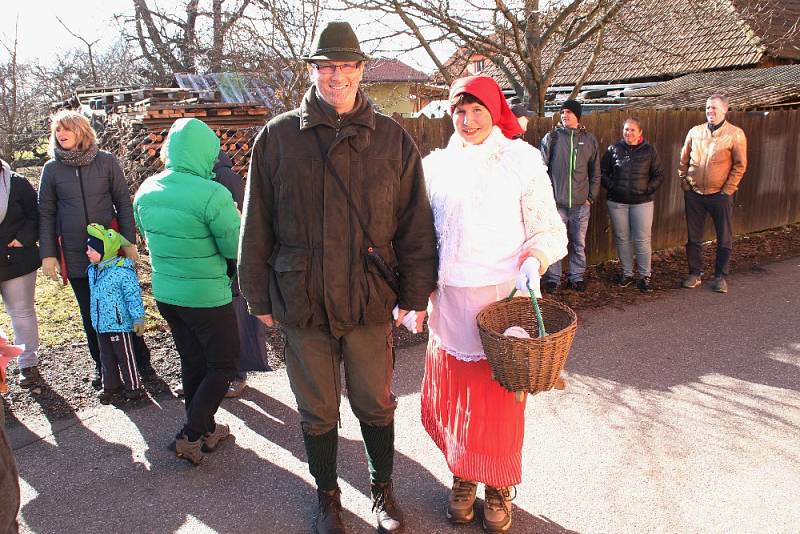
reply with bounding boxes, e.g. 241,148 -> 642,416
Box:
679,121 -> 748,195
239,87 -> 437,337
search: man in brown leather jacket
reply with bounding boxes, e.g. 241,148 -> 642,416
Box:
678,94 -> 747,293
239,21 -> 437,534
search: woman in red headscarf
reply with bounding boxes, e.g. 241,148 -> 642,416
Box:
420,76 -> 567,532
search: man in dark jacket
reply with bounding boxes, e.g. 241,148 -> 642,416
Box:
239,21 -> 437,534
539,99 -> 601,292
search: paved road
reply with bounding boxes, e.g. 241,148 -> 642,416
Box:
7,258 -> 800,533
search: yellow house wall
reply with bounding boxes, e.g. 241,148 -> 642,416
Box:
363,83 -> 417,115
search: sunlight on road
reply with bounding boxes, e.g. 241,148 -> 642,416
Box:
767,343 -> 800,367
175,514 -> 218,533
102,407 -> 152,469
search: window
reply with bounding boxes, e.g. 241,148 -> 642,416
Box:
470,59 -> 485,74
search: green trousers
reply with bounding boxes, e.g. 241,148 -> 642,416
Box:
284,322 -> 398,490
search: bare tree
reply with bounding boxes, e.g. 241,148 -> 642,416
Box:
118,0 -> 253,84
28,39 -> 145,103
228,0 -> 325,111
0,21 -> 47,163
342,0 -> 628,115
55,16 -> 101,86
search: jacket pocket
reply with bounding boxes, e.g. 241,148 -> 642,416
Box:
268,246 -> 312,325
364,245 -> 398,322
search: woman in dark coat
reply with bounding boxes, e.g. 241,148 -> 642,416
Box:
0,159 -> 40,386
212,150 -> 268,397
601,117 -> 665,292
38,111 -> 153,388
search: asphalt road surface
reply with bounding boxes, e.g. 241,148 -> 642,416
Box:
7,258 -> 800,533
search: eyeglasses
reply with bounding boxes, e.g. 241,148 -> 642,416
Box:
312,62 -> 361,75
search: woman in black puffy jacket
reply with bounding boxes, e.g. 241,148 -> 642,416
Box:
601,118 -> 664,292
38,110 -> 154,388
1,159 -> 41,387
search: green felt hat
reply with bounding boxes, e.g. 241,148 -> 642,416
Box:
303,21 -> 369,62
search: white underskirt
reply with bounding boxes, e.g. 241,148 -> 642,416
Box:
427,279 -> 516,362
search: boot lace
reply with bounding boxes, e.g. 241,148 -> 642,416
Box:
452,477 -> 477,502
484,486 -> 516,514
319,489 -> 342,515
371,482 -> 396,514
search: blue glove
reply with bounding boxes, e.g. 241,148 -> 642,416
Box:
515,257 -> 542,298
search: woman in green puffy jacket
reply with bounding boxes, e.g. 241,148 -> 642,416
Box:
134,117 -> 241,465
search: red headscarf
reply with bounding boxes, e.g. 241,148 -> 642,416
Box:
449,75 -> 524,139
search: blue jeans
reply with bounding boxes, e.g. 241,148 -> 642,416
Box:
607,200 -> 654,278
0,271 -> 38,369
544,203 -> 591,284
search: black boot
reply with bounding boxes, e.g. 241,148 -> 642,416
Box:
371,480 -> 404,533
315,487 -> 346,534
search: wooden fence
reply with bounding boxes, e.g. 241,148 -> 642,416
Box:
394,109 -> 800,263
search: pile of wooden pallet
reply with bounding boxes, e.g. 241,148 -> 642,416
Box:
93,85 -> 271,189
101,123 -> 262,194
115,100 -> 269,130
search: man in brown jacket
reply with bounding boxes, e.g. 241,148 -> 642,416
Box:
238,21 -> 437,534
678,94 -> 747,293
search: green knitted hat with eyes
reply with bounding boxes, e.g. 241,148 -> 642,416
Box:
302,21 -> 369,62
87,223 -> 131,265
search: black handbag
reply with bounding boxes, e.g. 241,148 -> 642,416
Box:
312,128 -> 401,295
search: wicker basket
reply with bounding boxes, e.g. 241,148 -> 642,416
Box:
477,297 -> 577,394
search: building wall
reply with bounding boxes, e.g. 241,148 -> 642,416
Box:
363,83 -> 419,116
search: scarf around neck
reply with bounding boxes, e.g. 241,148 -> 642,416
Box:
54,143 -> 99,167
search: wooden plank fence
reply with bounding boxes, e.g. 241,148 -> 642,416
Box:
394,109 -> 800,263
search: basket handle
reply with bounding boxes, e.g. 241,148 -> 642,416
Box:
506,288 -> 547,338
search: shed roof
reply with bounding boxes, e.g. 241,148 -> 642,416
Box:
364,58 -> 430,83
623,64 -> 800,109
441,0 -> 800,87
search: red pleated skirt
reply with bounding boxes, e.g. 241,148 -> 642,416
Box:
420,336 -> 527,487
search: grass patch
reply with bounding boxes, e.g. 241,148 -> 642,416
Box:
0,270 -> 167,349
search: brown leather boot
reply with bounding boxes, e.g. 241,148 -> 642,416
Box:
482,486 -> 515,533
174,433 -> 204,466
446,476 -> 477,524
315,487 -> 346,534
371,480 -> 404,533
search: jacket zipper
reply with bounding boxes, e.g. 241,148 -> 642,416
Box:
76,168 -> 90,226
568,131 -> 574,208
625,145 -> 631,204
332,118 -> 346,429
332,119 -> 352,323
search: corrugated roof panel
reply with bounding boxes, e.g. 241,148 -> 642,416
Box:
174,73 -> 276,107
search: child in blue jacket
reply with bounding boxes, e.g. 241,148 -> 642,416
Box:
86,223 -> 146,404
